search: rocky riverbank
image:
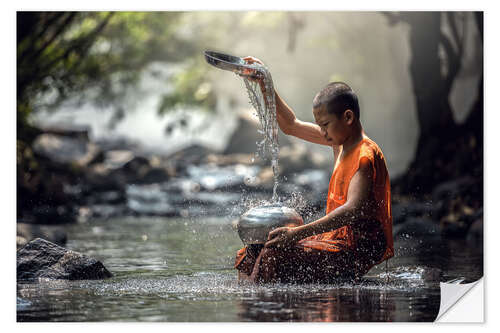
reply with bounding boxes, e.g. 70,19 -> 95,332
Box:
17,119 -> 331,245
17,119 -> 483,247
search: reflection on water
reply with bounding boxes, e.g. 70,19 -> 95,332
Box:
17,216 -> 482,322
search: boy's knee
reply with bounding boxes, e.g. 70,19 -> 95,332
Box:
259,247 -> 298,272
260,247 -> 284,261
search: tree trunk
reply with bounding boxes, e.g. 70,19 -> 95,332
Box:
406,13 -> 456,139
394,12 -> 466,194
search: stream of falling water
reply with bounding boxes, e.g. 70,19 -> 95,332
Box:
240,63 -> 280,202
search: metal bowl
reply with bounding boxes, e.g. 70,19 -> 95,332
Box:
204,50 -> 263,79
237,204 -> 304,245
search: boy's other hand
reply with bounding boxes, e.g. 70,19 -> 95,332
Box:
264,227 -> 298,249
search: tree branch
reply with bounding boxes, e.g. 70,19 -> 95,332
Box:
18,13 -> 66,63
446,12 -> 461,53
25,12 -> 78,65
460,13 -> 467,58
74,12 -> 114,59
41,12 -> 114,78
35,13 -> 67,45
286,12 -> 305,53
475,12 -> 483,40
440,32 -> 461,91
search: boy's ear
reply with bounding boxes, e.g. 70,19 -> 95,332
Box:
344,109 -> 354,125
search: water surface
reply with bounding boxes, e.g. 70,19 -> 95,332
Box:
17,216 -> 483,322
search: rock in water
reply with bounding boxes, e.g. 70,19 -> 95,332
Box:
32,133 -> 102,167
224,113 -> 292,155
17,238 -> 112,281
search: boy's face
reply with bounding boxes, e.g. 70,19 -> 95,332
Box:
313,104 -> 352,146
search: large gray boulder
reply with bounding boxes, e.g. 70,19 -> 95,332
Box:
223,113 -> 292,155
17,238 -> 112,281
84,152 -> 171,193
166,144 -> 217,174
32,133 -> 102,167
39,124 -> 91,141
278,144 -> 329,178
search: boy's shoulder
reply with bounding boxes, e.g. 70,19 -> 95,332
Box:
358,137 -> 386,164
358,137 -> 387,169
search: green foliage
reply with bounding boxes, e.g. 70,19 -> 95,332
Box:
158,58 -> 216,113
17,12 -> 215,137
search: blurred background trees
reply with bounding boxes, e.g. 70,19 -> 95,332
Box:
17,12 -> 218,143
384,12 -> 483,195
17,12 -> 219,219
17,11 -> 483,211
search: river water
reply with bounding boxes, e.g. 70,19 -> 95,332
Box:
17,215 -> 482,322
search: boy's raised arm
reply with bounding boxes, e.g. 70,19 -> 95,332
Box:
274,91 -> 332,146
242,56 -> 331,147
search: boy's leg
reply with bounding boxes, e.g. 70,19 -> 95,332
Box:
290,246 -> 358,282
249,247 -> 287,283
245,245 -> 342,283
235,244 -> 265,282
296,220 -> 387,281
235,222 -> 386,284
237,244 -> 356,284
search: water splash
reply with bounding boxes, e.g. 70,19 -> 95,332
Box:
81,269 -> 434,300
240,63 -> 280,202
375,265 -> 443,289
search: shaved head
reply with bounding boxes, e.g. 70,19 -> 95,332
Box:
313,82 -> 360,119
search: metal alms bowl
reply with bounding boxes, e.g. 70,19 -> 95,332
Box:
236,204 -> 304,245
204,50 -> 264,79
204,50 -> 245,72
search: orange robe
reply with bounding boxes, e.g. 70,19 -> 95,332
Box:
299,136 -> 394,263
235,136 -> 393,282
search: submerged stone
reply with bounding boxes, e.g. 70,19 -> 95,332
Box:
17,238 -> 112,281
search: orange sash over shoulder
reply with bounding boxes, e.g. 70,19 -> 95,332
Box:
299,137 -> 394,263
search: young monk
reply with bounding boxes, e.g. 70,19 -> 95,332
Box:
234,56 -> 394,284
